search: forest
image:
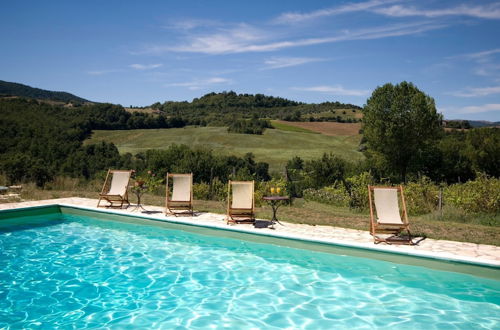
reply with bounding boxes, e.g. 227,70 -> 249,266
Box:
151,91 -> 361,127
0,79 -> 89,104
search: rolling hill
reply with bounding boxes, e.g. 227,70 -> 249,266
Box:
468,120 -> 500,128
86,124 -> 363,172
0,80 -> 90,103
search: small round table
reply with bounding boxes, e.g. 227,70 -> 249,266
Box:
262,196 -> 289,229
130,187 -> 148,212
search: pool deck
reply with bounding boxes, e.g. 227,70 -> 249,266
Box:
1,197 -> 499,267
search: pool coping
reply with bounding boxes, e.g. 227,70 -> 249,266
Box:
2,199 -> 499,269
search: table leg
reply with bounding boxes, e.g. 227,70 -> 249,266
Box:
130,194 -> 148,212
269,201 -> 284,229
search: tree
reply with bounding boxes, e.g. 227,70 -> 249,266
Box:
362,82 -> 443,182
304,153 -> 347,189
437,132 -> 473,183
465,128 -> 500,177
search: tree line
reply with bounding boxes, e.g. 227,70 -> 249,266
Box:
0,98 -> 184,185
151,91 -> 361,128
1,84 -> 498,195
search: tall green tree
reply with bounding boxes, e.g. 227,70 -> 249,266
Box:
465,128 -> 500,177
362,82 -> 443,182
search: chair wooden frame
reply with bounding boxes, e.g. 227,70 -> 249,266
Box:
368,185 -> 412,245
165,173 -> 193,216
227,180 -> 255,224
97,169 -> 132,208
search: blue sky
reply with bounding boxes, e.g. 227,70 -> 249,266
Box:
1,0 -> 500,121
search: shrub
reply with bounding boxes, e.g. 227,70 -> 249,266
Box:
193,178 -> 227,201
444,173 -> 500,214
210,178 -> 227,202
303,182 -> 350,207
193,182 -> 211,200
227,119 -> 271,134
403,176 -> 439,215
256,178 -> 288,207
345,172 -> 375,209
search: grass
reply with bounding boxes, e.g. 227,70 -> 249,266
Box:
6,184 -> 499,246
274,121 -> 361,136
270,121 -> 319,133
87,126 -> 363,172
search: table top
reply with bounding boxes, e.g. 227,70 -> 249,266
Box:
262,196 -> 289,201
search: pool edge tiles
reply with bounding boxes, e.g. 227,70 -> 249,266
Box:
1,204 -> 498,280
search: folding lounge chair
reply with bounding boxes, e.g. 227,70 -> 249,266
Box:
97,170 -> 132,208
227,180 -> 255,224
368,185 -> 412,244
165,173 -> 193,215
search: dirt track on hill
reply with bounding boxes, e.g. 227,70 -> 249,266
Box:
276,121 -> 361,136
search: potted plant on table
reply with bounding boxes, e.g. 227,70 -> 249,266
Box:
130,170 -> 163,211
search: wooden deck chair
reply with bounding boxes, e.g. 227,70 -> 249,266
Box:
165,173 -> 193,215
227,180 -> 255,224
97,169 -> 132,208
368,185 -> 412,245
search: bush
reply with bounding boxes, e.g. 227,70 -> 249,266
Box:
404,176 -> 439,215
255,178 -> 288,207
210,178 -> 227,202
193,182 -> 211,200
227,119 -> 271,134
303,182 -> 349,207
444,174 -> 500,214
193,178 -> 227,201
303,153 -> 348,189
345,172 -> 375,209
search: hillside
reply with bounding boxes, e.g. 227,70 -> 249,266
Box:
151,91 -> 362,126
468,120 -> 500,128
0,80 -> 90,104
86,125 -> 363,172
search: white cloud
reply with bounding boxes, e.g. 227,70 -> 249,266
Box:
293,85 -> 370,97
274,1 -> 500,23
129,63 -> 163,70
448,48 -> 500,77
457,103 -> 500,114
442,103 -> 500,115
262,57 -> 325,69
448,86 -> 500,97
150,21 -> 444,55
145,23 -> 265,55
450,48 -> 500,62
165,77 -> 231,90
373,3 -> 500,19
274,0 -> 398,24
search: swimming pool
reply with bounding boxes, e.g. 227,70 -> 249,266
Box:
0,206 -> 499,328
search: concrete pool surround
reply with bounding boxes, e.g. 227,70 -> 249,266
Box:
1,198 -> 498,271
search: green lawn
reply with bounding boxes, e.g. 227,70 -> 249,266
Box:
87,126 -> 363,172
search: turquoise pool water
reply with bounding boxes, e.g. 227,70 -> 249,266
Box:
0,210 -> 499,329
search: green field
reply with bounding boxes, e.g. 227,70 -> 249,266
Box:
87,126 -> 363,172
270,121 -> 319,133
